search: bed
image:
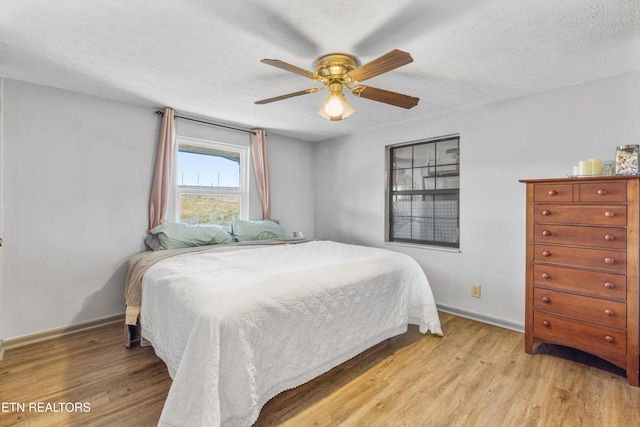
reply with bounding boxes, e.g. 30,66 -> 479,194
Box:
125,233 -> 442,427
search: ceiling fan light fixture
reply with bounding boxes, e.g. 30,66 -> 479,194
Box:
317,88 -> 355,121
325,93 -> 344,116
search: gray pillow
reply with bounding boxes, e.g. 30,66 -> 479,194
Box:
149,222 -> 233,250
143,234 -> 163,251
230,219 -> 286,242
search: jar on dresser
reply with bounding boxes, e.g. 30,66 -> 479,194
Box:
520,176 -> 639,386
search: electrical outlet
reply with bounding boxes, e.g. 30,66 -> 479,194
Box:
471,284 -> 481,298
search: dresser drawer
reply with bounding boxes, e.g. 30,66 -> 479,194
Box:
579,182 -> 627,203
534,184 -> 574,202
535,204 -> 627,226
533,264 -> 627,300
534,224 -> 627,249
533,311 -> 626,356
534,288 -> 627,328
534,244 -> 626,272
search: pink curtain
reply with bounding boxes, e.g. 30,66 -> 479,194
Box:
148,107 -> 176,231
250,129 -> 271,219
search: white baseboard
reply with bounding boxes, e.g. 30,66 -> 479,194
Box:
437,303 -> 524,333
0,313 -> 124,360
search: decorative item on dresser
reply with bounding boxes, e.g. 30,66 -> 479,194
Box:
520,176 -> 639,386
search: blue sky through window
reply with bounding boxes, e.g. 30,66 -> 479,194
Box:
177,151 -> 240,189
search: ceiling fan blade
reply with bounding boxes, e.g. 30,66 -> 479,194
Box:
345,49 -> 414,83
261,59 -> 325,81
351,85 -> 419,109
255,87 -> 323,105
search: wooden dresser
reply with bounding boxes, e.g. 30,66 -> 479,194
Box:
520,176 -> 639,386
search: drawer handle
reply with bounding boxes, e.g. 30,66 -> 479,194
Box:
604,257 -> 615,264
604,309 -> 615,316
542,273 -> 551,279
542,297 -> 551,304
542,320 -> 551,327
604,211 -> 615,218
542,230 -> 551,236
597,189 -> 608,195
542,251 -> 551,257
604,335 -> 615,343
604,234 -> 615,241
548,190 -> 557,196
542,210 -> 551,216
604,282 -> 615,289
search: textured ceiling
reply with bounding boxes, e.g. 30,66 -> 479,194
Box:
1,0 -> 639,142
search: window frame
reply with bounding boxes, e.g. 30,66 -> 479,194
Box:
174,136 -> 250,223
385,134 -> 460,249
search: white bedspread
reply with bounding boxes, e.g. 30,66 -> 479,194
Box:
141,240 -> 442,427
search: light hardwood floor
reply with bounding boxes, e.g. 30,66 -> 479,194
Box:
1,312 -> 639,426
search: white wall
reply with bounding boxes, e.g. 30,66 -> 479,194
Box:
0,79 -> 315,340
266,133 -> 315,238
313,71 -> 640,331
1,79 -> 157,340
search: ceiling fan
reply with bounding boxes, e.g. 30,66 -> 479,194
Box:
255,49 -> 419,121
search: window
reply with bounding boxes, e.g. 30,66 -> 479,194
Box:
386,135 -> 460,248
175,137 -> 249,224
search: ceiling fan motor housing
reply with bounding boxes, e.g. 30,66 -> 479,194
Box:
314,53 -> 360,81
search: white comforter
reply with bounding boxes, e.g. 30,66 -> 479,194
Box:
141,240 -> 442,427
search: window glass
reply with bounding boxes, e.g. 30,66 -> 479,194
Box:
386,136 -> 460,248
176,139 -> 248,224
179,194 -> 241,224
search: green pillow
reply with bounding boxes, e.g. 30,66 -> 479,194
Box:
150,223 -> 233,250
231,219 -> 286,242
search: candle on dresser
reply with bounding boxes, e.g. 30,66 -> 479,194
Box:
572,166 -> 579,176
578,160 -> 592,176
589,158 -> 602,175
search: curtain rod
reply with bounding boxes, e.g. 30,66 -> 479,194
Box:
155,110 -> 256,135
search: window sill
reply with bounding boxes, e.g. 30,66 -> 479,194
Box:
384,241 -> 461,253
